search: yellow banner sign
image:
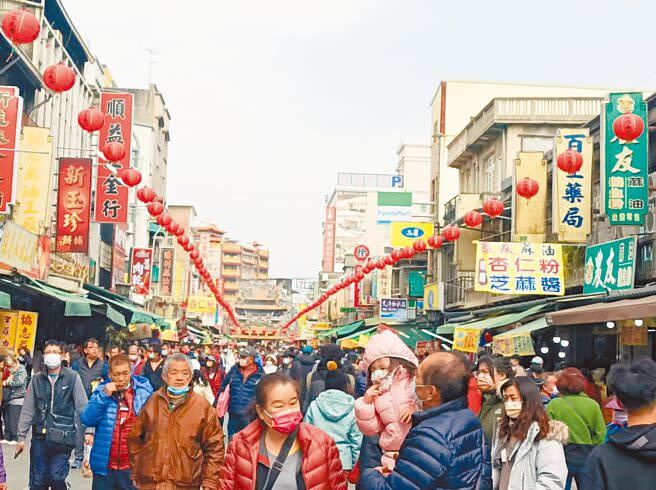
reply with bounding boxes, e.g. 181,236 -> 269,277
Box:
14,127 -> 53,235
0,310 -> 38,353
514,152 -> 548,242
423,282 -> 442,312
453,327 -> 480,353
390,222 -> 434,248
0,221 -> 38,272
187,296 -> 217,314
0,311 -> 18,351
493,333 -> 535,357
552,129 -> 592,242
474,242 -> 565,296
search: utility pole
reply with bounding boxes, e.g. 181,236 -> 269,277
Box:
146,48 -> 157,84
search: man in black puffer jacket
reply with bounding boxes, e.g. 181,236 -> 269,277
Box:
290,345 -> 316,400
362,351 -> 491,490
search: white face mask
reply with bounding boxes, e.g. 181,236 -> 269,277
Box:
265,360 -> 274,367
371,369 -> 388,383
44,353 -> 62,370
129,354 -> 139,362
148,353 -> 157,360
504,400 -> 522,419
161,349 -> 169,357
282,358 -> 291,365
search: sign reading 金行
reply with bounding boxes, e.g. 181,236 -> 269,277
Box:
380,298 -> 408,320
159,247 -> 175,297
474,241 -> 565,296
552,128 -> 592,242
130,248 -> 153,295
95,93 -> 133,223
390,222 -> 433,248
0,87 -> 23,213
56,159 -> 92,253
583,237 -> 636,294
602,93 -> 649,225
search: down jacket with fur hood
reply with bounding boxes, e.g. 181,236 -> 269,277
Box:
355,329 -> 418,468
491,420 -> 569,490
219,419 -> 347,490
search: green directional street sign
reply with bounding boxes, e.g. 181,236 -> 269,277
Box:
583,237 -> 636,294
340,307 -> 356,313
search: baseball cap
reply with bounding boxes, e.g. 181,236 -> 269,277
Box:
531,356 -> 544,365
301,345 -> 314,354
239,346 -> 258,358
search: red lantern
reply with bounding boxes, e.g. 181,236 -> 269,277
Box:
613,112 -> 645,143
376,258 -> 386,269
556,149 -> 583,175
391,249 -> 403,261
174,226 -> 185,237
427,234 -> 443,249
483,198 -> 504,219
120,168 -> 142,187
516,177 -> 539,201
147,201 -> 164,216
442,225 -> 461,241
413,240 -> 427,252
1,9 -> 40,44
384,255 -> 394,266
136,186 -> 156,203
403,246 -> 415,258
43,63 -> 75,92
194,258 -> 203,267
463,210 -> 483,228
355,271 -> 365,281
177,236 -> 189,247
77,107 -> 105,132
156,213 -> 171,226
101,141 -> 126,162
189,249 -> 200,260
183,243 -> 194,252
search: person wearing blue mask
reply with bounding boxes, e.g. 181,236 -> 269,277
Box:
128,353 -> 225,489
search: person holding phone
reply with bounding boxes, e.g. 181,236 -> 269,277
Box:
80,353 -> 153,489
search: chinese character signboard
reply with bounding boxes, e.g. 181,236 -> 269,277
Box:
602,93 -> 649,225
0,86 -> 23,213
514,152 -> 548,242
56,158 -> 92,252
390,222 -> 434,248
159,247 -> 174,297
187,295 -> 216,314
0,311 -> 17,351
474,241 -> 565,296
0,221 -> 38,272
493,334 -> 535,357
380,298 -> 408,320
552,128 -> 592,242
322,207 -> 336,272
453,327 -> 481,353
620,320 -> 648,346
15,311 -> 37,353
583,237 -> 636,294
95,93 -> 133,223
112,224 -> 127,289
130,248 -> 152,295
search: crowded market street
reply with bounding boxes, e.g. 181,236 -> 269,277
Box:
1,1 -> 656,489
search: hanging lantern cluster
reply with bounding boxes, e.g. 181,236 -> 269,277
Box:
556,149 -> 583,175
516,177 -> 539,202
101,141 -> 126,162
463,210 -> 483,228
78,107 -> 105,133
442,225 -> 461,241
2,9 -> 40,44
141,184 -> 240,326
483,198 -> 504,219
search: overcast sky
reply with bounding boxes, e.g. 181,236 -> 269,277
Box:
65,0 -> 656,278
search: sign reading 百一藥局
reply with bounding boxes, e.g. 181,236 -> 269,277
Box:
601,93 -> 649,225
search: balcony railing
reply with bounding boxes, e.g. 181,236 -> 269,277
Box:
448,97 -> 603,167
444,272 -> 475,307
223,256 -> 242,266
443,193 -> 482,225
223,243 -> 242,254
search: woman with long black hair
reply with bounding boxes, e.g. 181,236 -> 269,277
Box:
492,376 -> 568,489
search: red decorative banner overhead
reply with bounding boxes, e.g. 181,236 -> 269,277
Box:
56,158 -> 92,252
94,92 -> 133,223
130,247 -> 153,295
0,86 -> 23,213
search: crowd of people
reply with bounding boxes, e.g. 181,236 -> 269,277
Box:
0,329 -> 654,489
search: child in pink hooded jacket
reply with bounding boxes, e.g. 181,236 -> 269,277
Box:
355,328 -> 419,473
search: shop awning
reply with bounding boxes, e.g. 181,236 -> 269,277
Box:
0,291 -> 10,310
26,280 -> 102,317
322,320 -> 364,339
547,295 -> 656,325
85,284 -> 167,327
444,304 -> 548,335
494,317 -> 549,339
340,325 -> 378,341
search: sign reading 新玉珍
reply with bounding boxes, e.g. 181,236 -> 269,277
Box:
583,237 -> 636,294
602,93 -> 649,225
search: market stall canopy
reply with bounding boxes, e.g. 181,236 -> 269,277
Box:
24,279 -> 102,317
495,317 -> 549,339
84,284 -> 167,327
438,304 -> 549,335
318,320 -> 364,338
547,295 -> 656,325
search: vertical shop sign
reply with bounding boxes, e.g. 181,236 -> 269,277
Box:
0,86 -> 23,213
14,311 -> 37,353
322,206 -> 336,272
130,248 -> 153,295
94,93 -> 133,223
159,247 -> 174,297
514,152 -> 548,242
0,311 -> 18,350
552,128 -> 592,242
56,158 -> 92,252
602,93 -> 649,225
112,224 -> 127,289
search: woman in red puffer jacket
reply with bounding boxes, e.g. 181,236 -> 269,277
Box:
219,372 -> 346,490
